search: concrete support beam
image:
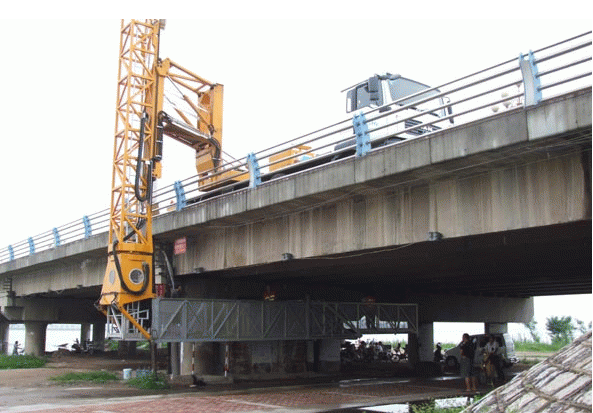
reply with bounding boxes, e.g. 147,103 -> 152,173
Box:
24,321 -> 47,356
1,298 -> 105,324
415,294 -> 534,324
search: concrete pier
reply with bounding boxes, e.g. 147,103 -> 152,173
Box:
24,321 -> 47,356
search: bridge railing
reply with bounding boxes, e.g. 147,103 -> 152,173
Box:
1,31 -> 591,264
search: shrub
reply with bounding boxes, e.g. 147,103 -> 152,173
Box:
546,316 -> 575,345
126,372 -> 169,390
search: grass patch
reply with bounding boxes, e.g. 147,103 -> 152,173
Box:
519,358 -> 541,367
439,342 -> 458,351
50,371 -> 119,383
126,372 -> 169,390
514,341 -> 563,353
407,396 -> 484,413
0,354 -> 47,369
405,403 -> 465,413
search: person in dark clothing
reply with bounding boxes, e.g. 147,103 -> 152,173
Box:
459,333 -> 477,391
434,342 -> 444,362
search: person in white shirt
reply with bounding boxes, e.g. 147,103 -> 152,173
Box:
484,335 -> 502,381
485,335 -> 499,356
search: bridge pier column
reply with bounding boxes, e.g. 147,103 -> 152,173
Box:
318,338 -> 341,373
170,342 -> 181,377
92,322 -> 105,349
0,321 -> 9,354
408,333 -> 418,366
24,321 -> 47,356
180,342 -> 219,376
485,322 -> 508,334
118,341 -> 137,357
418,322 -> 434,362
80,323 -> 91,343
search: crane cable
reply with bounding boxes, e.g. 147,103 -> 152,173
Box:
134,113 -> 152,202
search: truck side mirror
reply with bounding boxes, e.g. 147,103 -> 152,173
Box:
346,89 -> 355,113
368,76 -> 380,102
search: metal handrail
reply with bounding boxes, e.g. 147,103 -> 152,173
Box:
1,31 -> 590,264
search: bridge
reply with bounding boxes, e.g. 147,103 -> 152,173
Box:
1,32 -> 591,376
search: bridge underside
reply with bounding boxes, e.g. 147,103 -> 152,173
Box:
184,220 -> 591,299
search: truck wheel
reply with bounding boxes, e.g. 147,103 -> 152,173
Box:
445,356 -> 458,370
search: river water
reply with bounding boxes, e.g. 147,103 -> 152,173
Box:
6,324 -> 82,354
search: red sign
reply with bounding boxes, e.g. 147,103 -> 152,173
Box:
174,237 -> 187,255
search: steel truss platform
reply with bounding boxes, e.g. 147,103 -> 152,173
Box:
109,298 -> 418,342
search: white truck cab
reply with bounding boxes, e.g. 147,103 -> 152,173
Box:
343,73 -> 451,146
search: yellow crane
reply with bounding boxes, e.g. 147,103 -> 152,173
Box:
97,19 -> 231,340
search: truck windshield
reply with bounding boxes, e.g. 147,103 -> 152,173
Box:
387,77 -> 439,107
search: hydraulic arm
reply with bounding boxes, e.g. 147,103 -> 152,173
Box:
97,19 -> 226,340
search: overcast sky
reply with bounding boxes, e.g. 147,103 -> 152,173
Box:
0,15 -> 591,335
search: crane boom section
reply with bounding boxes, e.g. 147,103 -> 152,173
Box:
155,58 -> 224,171
99,20 -> 163,325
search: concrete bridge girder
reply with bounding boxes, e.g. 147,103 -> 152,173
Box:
414,294 -> 534,324
1,297 -> 104,324
175,151 -> 587,274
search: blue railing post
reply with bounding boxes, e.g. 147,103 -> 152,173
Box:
246,152 -> 261,189
82,215 -> 92,239
8,245 -> 14,261
352,112 -> 370,157
52,227 -> 61,247
27,237 -> 35,255
519,50 -> 542,107
173,180 -> 187,211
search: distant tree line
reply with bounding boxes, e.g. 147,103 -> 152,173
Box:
523,316 -> 591,345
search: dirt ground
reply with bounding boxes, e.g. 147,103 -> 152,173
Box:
0,349 -> 536,389
0,350 -> 537,413
0,350 -> 158,388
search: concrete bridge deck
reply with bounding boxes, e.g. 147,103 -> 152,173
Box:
1,88 -> 590,301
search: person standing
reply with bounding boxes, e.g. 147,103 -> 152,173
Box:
485,335 -> 501,382
459,333 -> 477,392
